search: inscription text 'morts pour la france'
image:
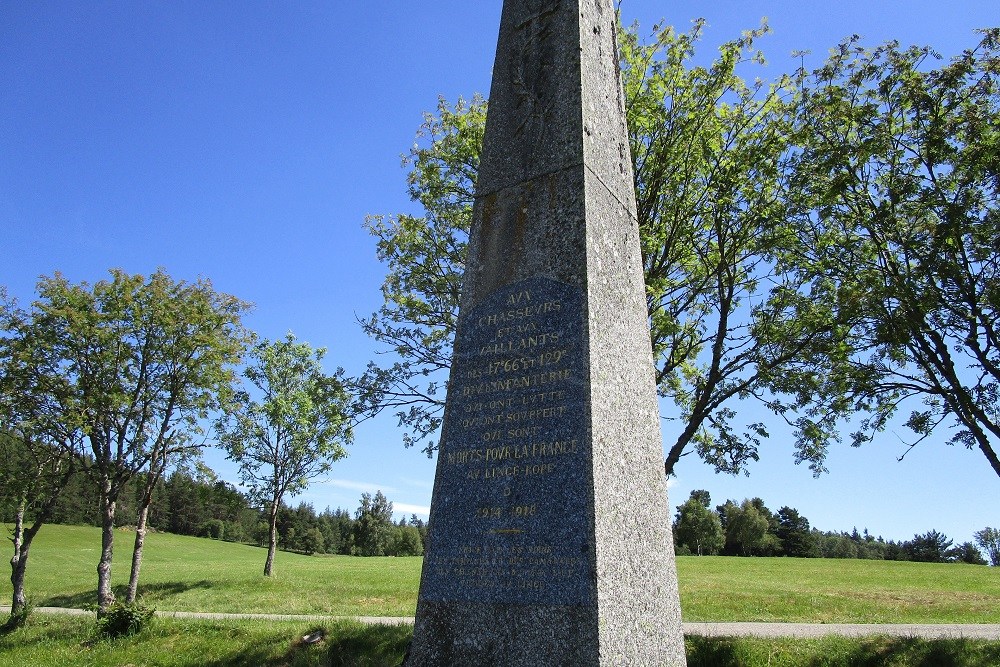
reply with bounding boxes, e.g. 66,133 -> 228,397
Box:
418,275 -> 592,606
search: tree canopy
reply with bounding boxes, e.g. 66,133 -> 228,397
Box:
2,269 -> 250,611
779,29 -> 1000,476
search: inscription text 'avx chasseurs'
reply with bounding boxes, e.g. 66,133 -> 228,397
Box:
420,276 -> 592,605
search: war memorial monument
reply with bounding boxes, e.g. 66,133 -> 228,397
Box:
404,0 -> 687,664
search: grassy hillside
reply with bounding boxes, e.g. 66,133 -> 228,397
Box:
2,524 -> 998,622
1,525 -> 421,617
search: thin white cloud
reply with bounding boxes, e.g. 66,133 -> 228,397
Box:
394,502 -> 430,517
320,478 -> 400,495
399,476 -> 434,490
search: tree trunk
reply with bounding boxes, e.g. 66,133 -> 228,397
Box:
125,503 -> 149,603
264,499 -> 279,577
126,465 -> 163,603
97,491 -> 117,613
9,503 -> 27,617
8,460 -> 75,623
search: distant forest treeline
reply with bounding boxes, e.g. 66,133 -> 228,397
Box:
2,450 -> 993,565
672,491 -> 992,565
0,458 -> 427,558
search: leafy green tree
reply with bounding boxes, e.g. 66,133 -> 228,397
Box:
216,333 -> 353,576
720,499 -> 771,556
390,524 -> 425,557
823,533 -> 860,559
4,271 -> 248,612
300,527 -> 326,556
357,21 -> 847,478
1,292 -> 86,622
951,541 -> 987,565
673,491 -> 724,555
0,433 -> 79,623
408,513 -> 429,552
974,527 -> 1000,566
776,506 -> 819,558
354,95 -> 483,450
782,30 -> 1000,477
353,491 -> 394,556
904,530 -> 955,563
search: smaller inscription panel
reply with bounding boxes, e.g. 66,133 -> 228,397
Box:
420,276 -> 592,606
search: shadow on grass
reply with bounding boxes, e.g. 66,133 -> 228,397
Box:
189,622 -> 412,667
686,636 -> 745,666
686,635 -> 1000,667
804,636 -> 1000,667
40,579 -> 214,609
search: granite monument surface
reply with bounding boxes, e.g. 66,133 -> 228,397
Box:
405,0 -> 686,664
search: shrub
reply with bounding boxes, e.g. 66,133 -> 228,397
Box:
95,601 -> 155,638
199,519 -> 225,540
3,600 -> 34,631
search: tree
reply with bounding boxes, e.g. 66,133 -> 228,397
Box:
354,95 -> 483,451
721,499 -> 771,556
673,491 -> 724,555
391,524 -> 425,557
216,333 -> 353,576
357,21 -> 848,478
776,506 -> 819,558
904,530 -> 955,563
783,30 -> 1000,477
974,527 -> 1000,566
1,291 -> 86,623
4,271 -> 249,612
0,433 -> 79,623
408,514 -> 429,552
951,541 -> 987,565
353,491 -> 394,556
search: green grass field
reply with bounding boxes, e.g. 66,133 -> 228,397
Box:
3,524 -> 1000,666
3,524 -> 998,623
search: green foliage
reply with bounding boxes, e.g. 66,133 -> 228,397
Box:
2,597 -> 33,631
95,600 -> 155,638
2,269 -> 251,610
218,333 -> 353,506
358,22 -> 1000,480
783,29 -> 1000,476
776,506 -> 819,558
674,492 -> 725,555
199,519 -> 225,540
952,541 -> 988,565
354,20 -> 854,478
974,527 -> 1000,566
720,499 -> 772,556
353,491 -> 394,557
905,530 -> 955,563
354,96 -> 484,453
390,524 -> 425,557
216,332 -> 353,575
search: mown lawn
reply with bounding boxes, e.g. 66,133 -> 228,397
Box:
2,524 -> 999,623
2,525 -> 422,617
676,555 -> 1000,623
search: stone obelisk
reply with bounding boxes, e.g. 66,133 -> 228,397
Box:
405,1 -> 686,664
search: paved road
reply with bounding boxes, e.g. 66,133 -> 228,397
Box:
5,607 -> 1000,639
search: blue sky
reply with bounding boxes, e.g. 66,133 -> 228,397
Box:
3,1 -> 997,545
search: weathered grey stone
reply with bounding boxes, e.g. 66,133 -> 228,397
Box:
405,0 -> 686,664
